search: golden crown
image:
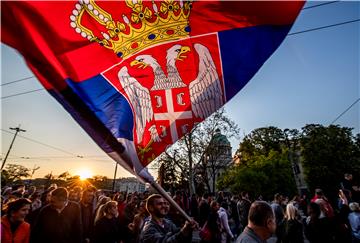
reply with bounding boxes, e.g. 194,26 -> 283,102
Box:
70,0 -> 192,59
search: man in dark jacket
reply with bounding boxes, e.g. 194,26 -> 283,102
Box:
31,187 -> 82,243
139,194 -> 197,243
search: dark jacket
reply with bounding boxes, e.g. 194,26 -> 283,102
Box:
93,216 -> 123,243
279,219 -> 304,243
30,201 -> 82,243
139,218 -> 191,243
305,217 -> 334,243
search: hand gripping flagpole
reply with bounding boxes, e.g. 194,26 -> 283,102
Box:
150,180 -> 193,222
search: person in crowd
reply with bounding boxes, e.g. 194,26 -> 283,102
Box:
139,194 -> 196,243
12,185 -> 25,198
199,193 -> 211,227
271,193 -> 285,242
2,187 -> 13,204
313,189 -> 334,218
81,187 -> 96,243
1,198 -> 31,243
201,200 -> 221,243
305,202 -> 334,243
229,195 -> 240,235
334,204 -> 352,243
236,201 -> 276,243
217,191 -> 225,205
95,195 -> 111,219
218,202 -> 234,243
115,192 -> 126,224
69,186 -> 82,202
278,203 -> 304,243
92,200 -> 123,243
348,202 -> 360,243
298,194 -> 308,216
123,193 -> 139,226
237,191 -> 251,233
341,173 -> 357,194
170,190 -> 186,227
190,194 -> 199,221
127,200 -> 149,243
29,192 -> 42,211
31,187 -> 82,243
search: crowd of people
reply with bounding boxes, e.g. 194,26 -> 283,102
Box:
1,173 -> 359,243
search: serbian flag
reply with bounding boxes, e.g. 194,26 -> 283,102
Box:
2,0 -> 304,182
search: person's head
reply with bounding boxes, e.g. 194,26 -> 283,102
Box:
307,202 -> 321,219
202,193 -> 209,200
315,188 -> 323,197
103,200 -> 118,217
69,186 -> 82,202
146,194 -> 168,218
285,203 -> 298,220
248,201 -> 276,236
345,173 -> 353,180
81,188 -> 95,205
274,193 -> 282,203
137,200 -> 147,214
5,198 -> 31,222
210,200 -> 220,212
241,191 -> 249,199
50,187 -> 69,210
349,202 -> 360,212
94,200 -> 118,223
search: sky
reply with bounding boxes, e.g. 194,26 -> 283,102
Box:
1,1 -> 359,179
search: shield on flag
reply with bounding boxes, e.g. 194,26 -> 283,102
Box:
102,34 -> 225,167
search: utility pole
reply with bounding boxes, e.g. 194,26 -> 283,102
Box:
112,162 -> 118,192
1,125 -> 26,170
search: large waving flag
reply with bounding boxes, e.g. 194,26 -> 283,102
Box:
2,0 -> 304,182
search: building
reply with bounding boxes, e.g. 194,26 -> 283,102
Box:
114,177 -> 146,193
203,129 -> 233,192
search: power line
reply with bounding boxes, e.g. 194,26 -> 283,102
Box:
288,19 -> 360,36
1,76 -> 35,86
302,1 -> 340,10
1,88 -> 44,100
1,128 -> 83,157
330,98 -> 360,125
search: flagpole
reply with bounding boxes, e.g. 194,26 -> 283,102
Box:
150,180 -> 192,222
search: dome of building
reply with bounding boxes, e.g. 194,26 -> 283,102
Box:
210,129 -> 231,146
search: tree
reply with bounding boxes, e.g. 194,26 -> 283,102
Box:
236,126 -> 286,164
300,124 -> 360,202
2,164 -> 31,185
57,171 -> 71,181
155,108 -> 239,194
218,126 -> 299,200
218,148 -> 297,200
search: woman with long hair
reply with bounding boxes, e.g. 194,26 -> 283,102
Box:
279,203 -> 304,243
93,200 -> 123,243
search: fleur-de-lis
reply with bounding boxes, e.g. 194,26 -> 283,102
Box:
131,3 -> 152,23
160,0 -> 179,14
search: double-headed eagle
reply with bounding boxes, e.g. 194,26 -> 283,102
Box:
118,43 -> 224,143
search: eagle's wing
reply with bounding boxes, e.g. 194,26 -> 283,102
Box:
189,44 -> 224,119
118,66 -> 153,143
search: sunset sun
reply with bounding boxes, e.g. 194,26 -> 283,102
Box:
78,169 -> 92,181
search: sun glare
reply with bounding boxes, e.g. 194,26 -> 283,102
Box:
78,169 -> 92,181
